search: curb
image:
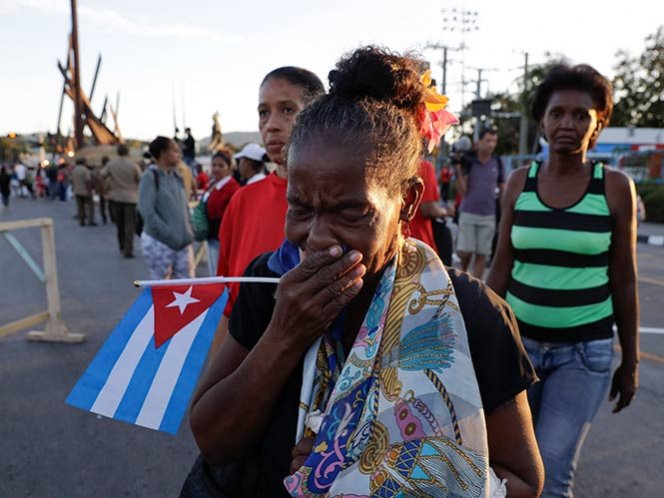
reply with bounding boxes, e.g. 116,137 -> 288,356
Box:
638,234 -> 664,247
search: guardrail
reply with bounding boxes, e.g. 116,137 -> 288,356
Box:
0,218 -> 85,343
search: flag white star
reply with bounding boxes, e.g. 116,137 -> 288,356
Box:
165,286 -> 200,314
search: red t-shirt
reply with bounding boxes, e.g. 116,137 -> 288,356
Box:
217,172 -> 288,316
205,177 -> 240,240
410,160 -> 440,249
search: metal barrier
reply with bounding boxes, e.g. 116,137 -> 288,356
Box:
0,217 -> 85,343
194,242 -> 208,268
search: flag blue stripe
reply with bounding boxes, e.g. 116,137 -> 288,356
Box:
66,289 -> 153,411
112,328 -> 170,424
159,291 -> 228,434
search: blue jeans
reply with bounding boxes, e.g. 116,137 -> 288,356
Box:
206,238 -> 219,276
522,337 -> 613,498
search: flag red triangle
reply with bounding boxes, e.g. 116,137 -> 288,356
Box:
151,284 -> 224,348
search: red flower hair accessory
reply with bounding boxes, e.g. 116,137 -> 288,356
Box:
418,70 -> 459,152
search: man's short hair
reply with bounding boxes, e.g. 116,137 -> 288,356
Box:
117,144 -> 129,156
478,127 -> 498,140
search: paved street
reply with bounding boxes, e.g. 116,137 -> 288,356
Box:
1,197 -> 663,497
1,199 -> 201,498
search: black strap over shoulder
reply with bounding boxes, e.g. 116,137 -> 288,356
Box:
151,168 -> 160,192
496,155 -> 505,182
586,161 -> 605,195
522,162 -> 540,192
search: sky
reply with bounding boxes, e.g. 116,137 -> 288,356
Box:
1,0 -> 662,141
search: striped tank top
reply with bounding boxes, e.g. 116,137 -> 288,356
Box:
506,162 -> 614,343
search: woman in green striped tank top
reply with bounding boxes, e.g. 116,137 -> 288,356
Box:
487,64 -> 639,498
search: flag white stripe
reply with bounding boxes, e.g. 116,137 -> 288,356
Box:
134,309 -> 209,430
91,306 -> 156,417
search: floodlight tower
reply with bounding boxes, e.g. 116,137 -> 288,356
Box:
441,7 -> 478,109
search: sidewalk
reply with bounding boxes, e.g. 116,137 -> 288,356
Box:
638,222 -> 664,247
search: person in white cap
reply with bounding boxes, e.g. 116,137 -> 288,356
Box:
234,143 -> 267,185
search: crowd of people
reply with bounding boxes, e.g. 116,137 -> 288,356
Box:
3,45 -> 640,498
0,161 -> 60,207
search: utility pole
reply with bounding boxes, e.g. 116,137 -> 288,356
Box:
181,83 -> 187,131
422,7 -> 478,161
70,0 -> 84,149
468,66 -> 495,142
467,66 -> 497,99
518,52 -> 530,156
172,83 -> 178,136
442,46 -> 448,94
425,36 -> 460,161
475,68 -> 484,98
424,43 -> 456,96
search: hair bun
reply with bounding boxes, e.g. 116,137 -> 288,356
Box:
328,46 -> 425,115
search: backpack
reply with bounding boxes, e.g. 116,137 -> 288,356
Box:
136,169 -> 159,236
191,196 -> 209,242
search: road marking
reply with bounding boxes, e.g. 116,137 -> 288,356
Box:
640,351 -> 664,366
640,327 -> 664,335
638,275 -> 664,286
648,235 -> 664,246
613,326 -> 664,335
615,346 -> 664,366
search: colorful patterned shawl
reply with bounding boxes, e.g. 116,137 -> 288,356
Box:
283,239 -> 489,497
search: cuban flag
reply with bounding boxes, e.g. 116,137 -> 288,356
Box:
66,284 -> 227,435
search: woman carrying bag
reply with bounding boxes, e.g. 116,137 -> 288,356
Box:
138,137 -> 195,279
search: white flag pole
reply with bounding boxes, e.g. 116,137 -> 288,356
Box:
134,276 -> 281,288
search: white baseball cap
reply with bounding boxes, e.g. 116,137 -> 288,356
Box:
233,143 -> 267,162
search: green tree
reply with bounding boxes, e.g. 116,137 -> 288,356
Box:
613,26 -> 664,127
0,135 -> 30,164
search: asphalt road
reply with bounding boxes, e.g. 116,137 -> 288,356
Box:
1,197 -> 663,497
575,241 -> 664,498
